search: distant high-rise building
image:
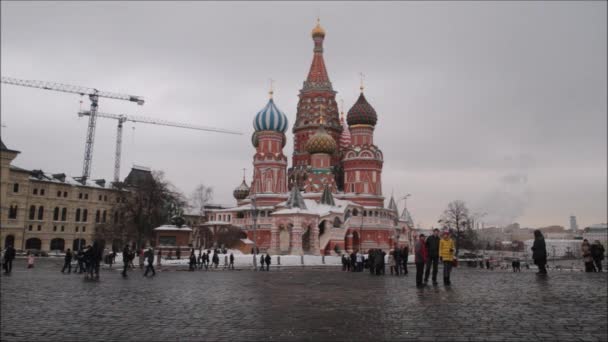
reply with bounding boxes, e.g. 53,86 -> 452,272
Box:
569,215 -> 578,231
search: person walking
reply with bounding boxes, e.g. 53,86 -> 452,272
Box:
388,250 -> 396,275
259,253 -> 265,271
342,254 -> 348,271
203,251 -> 209,270
356,250 -> 363,272
27,252 -> 35,269
424,228 -> 441,285
92,241 -> 103,280
531,230 -> 548,275
401,244 -> 409,275
415,234 -> 428,288
394,248 -> 402,276
189,250 -> 196,271
62,249 -> 73,273
229,253 -> 235,270
591,240 -> 605,272
3,244 -> 16,274
582,239 -> 596,272
439,232 -> 455,286
197,250 -> 203,269
122,244 -> 130,277
265,254 -> 271,271
368,249 -> 376,275
212,252 -> 219,269
144,247 -> 156,277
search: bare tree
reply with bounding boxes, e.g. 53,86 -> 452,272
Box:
190,184 -> 213,248
439,200 -> 470,256
115,171 -> 186,248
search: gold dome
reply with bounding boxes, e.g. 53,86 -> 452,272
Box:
311,19 -> 325,38
306,126 -> 337,154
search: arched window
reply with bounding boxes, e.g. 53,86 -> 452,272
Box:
114,212 -> 119,224
29,205 -> 36,220
25,238 -> 42,250
95,210 -> 101,223
75,208 -> 81,222
37,206 -> 45,220
352,208 -> 359,216
102,210 -> 107,223
9,205 -> 18,219
53,207 -> 59,221
50,238 -> 65,251
83,209 -> 88,222
61,208 -> 67,221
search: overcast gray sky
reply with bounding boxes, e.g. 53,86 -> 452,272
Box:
1,1 -> 606,229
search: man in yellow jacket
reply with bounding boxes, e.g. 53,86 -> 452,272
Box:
439,231 -> 456,286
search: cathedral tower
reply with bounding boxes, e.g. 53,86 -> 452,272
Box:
289,19 -> 342,190
250,91 -> 289,206
342,88 -> 384,207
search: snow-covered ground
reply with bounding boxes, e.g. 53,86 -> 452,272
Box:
112,250 -> 345,268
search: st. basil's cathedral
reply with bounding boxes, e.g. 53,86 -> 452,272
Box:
205,20 -> 415,255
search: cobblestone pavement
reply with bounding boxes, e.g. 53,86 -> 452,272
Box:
1,259 -> 606,341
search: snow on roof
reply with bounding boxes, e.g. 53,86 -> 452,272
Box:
202,221 -> 231,226
240,238 -> 254,244
272,198 -> 355,217
28,170 -> 115,189
153,225 -> 193,231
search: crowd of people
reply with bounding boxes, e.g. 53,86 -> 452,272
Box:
1,233 -> 606,279
340,228 -> 457,288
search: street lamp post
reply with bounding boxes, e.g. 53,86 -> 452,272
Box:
251,196 -> 258,271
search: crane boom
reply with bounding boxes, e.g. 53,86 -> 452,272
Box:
78,110 -> 242,182
79,110 -> 241,135
1,77 -> 144,104
1,76 -> 144,181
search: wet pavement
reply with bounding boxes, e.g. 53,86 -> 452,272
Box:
1,258 -> 607,341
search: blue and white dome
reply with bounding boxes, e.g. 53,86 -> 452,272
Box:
253,98 -> 289,133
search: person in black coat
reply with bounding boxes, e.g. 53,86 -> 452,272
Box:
591,241 -> 605,272
374,249 -> 384,276
368,249 -> 376,275
402,245 -> 409,275
144,248 -> 156,276
122,245 -> 130,277
531,230 -> 547,275
265,254 -> 271,271
62,249 -> 73,273
259,254 -> 265,271
424,229 -> 441,285
212,252 -> 219,269
189,250 -> 196,271
3,245 -> 16,274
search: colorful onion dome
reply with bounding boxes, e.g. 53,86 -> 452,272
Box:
233,179 -> 250,200
253,98 -> 289,133
311,18 -> 326,38
306,126 -> 337,154
347,92 -> 377,126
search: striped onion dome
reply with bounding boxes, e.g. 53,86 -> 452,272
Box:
233,179 -> 250,200
253,98 -> 289,133
339,113 -> 351,149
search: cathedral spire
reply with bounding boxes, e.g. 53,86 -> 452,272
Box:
320,184 -> 335,206
286,186 -> 307,209
304,19 -> 332,90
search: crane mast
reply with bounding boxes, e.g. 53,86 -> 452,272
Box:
1,76 -> 144,181
78,110 -> 241,183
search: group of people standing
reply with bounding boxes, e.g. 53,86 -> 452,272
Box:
415,229 -> 456,288
582,239 -> 605,272
340,229 -> 457,289
189,249 -> 232,271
